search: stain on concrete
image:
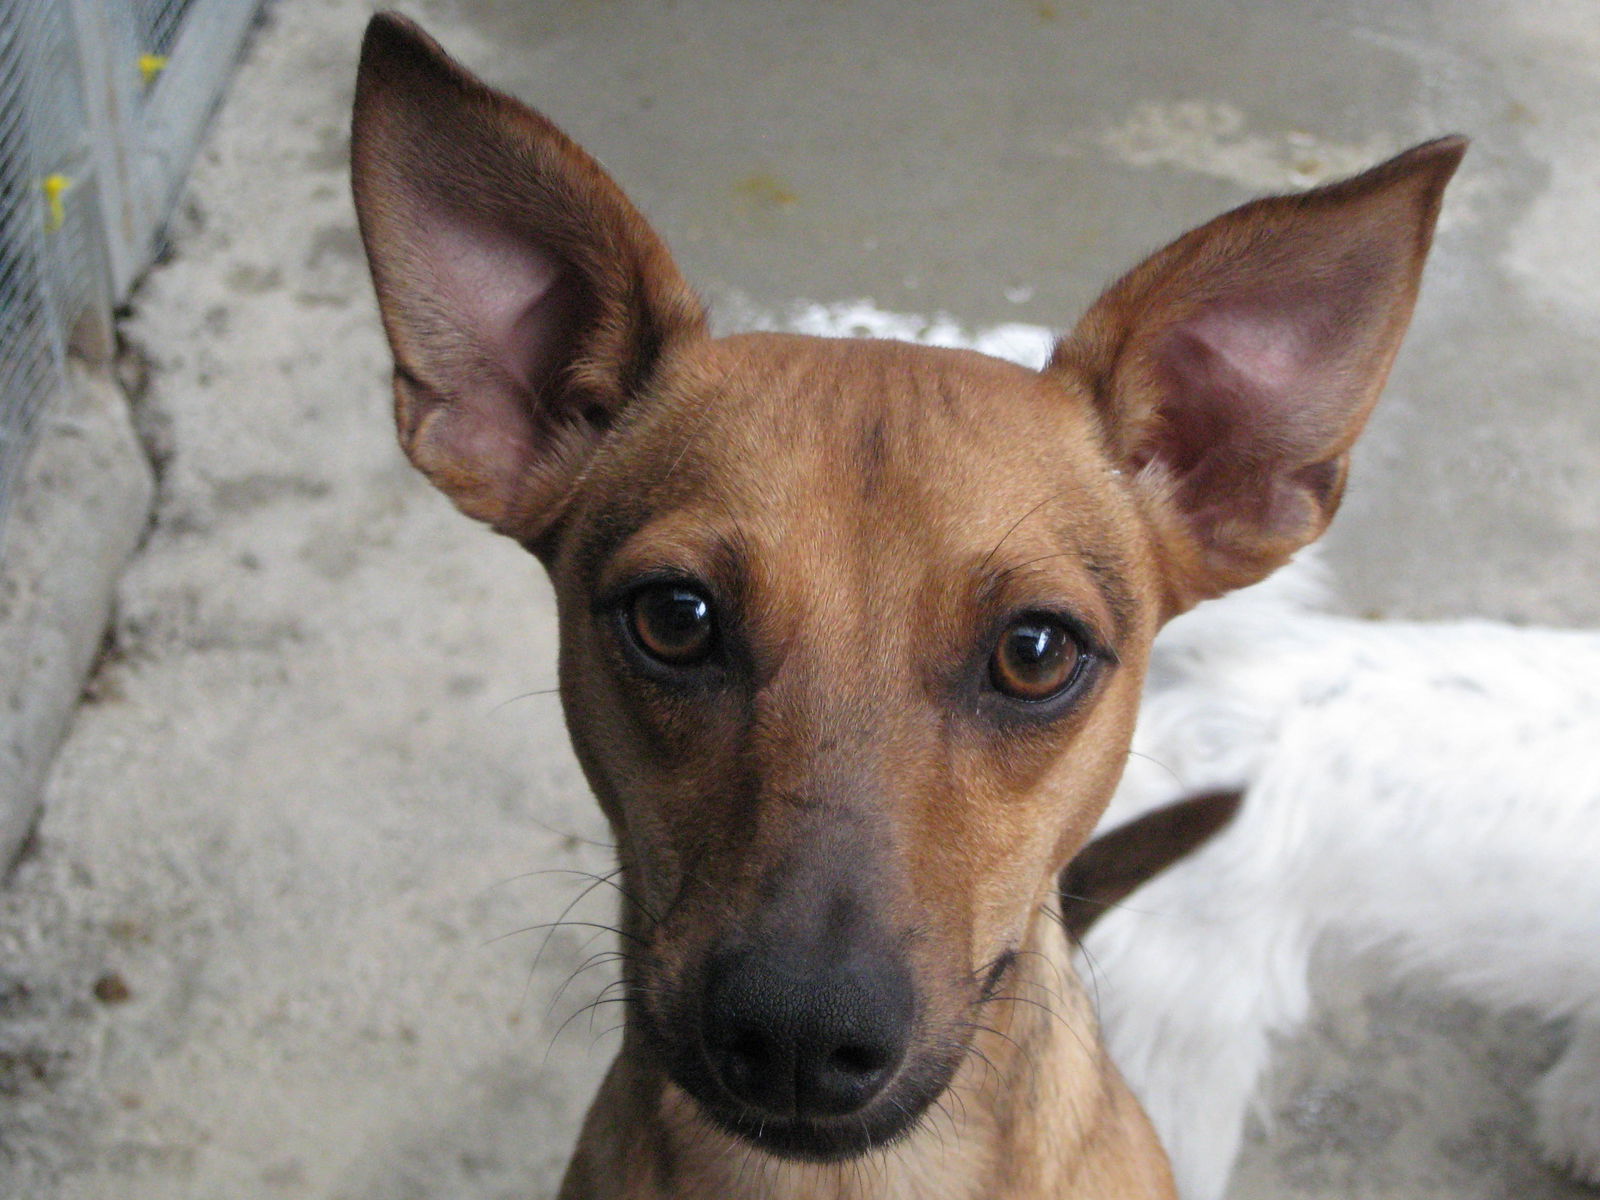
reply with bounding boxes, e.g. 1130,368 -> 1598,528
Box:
304,126 -> 349,174
224,263 -> 283,294
732,170 -> 798,211
1097,100 -> 1396,189
304,224 -> 364,270
213,473 -> 331,514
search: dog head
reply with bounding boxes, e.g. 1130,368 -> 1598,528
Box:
352,12 -> 1461,1163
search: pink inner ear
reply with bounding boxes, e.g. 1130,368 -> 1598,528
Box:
1148,296 -> 1343,482
388,199 -> 590,526
425,208 -> 571,397
1186,306 -> 1312,404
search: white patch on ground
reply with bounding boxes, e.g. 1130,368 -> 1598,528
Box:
1099,100 -> 1395,191
726,295 -> 1056,368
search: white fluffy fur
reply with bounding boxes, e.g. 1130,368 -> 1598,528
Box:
1083,554 -> 1600,1199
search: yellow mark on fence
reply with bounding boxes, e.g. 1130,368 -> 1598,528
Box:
42,174 -> 72,233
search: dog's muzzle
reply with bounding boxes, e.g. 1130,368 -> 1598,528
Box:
654,930 -> 961,1162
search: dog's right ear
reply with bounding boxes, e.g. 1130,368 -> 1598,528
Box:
351,13 -> 706,545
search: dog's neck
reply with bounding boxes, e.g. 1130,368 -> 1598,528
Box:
556,900 -> 1171,1200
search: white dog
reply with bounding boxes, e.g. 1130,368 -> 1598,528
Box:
1083,555 -> 1600,1200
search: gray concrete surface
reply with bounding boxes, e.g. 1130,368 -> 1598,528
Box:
2,0 -> 1598,1197
0,366 -> 154,868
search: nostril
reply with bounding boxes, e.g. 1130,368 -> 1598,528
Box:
828,1042 -> 890,1079
805,1035 -> 900,1115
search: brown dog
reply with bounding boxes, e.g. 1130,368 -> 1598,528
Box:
350,14 -> 1462,1198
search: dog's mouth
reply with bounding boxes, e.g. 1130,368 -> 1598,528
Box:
672,1037 -> 965,1163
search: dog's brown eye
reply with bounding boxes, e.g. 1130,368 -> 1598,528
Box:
629,584 -> 715,665
990,617 -> 1081,701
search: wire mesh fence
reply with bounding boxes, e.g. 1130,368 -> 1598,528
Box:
0,0 -> 258,541
0,0 -> 89,537
134,0 -> 202,58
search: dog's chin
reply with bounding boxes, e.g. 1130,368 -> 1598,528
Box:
671,1049 -> 963,1165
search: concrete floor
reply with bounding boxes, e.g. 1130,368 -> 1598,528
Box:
3,0 -> 1598,1197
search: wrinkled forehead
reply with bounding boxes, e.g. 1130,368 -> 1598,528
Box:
571,333 -> 1149,645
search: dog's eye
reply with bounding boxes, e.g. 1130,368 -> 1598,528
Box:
990,616 -> 1082,702
629,583 -> 716,666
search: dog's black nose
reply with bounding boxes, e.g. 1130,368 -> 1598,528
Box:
701,945 -> 914,1119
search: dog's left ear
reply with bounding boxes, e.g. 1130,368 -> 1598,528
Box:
1054,138 -> 1465,611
